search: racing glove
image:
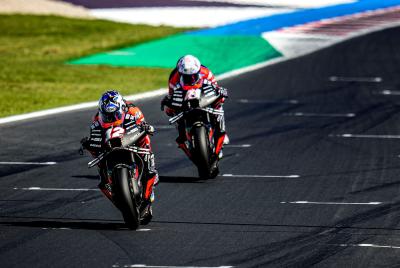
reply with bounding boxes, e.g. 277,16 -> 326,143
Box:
217,87 -> 229,98
79,137 -> 89,155
161,95 -> 171,111
140,121 -> 155,135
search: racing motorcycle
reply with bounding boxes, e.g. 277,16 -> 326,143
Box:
87,125 -> 151,230
169,84 -> 225,179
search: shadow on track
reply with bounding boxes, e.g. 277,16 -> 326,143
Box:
0,219 -> 128,230
159,175 -> 205,183
71,174 -> 99,180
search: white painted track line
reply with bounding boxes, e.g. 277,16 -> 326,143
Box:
222,174 -> 300,178
0,88 -> 167,125
379,90 -> 400,96
112,265 -> 233,268
236,99 -> 299,104
90,7 -> 291,28
0,161 -> 57,165
335,243 -> 400,249
333,134 -> 400,139
224,144 -> 252,148
13,187 -> 98,191
281,201 -> 382,205
284,112 -> 355,118
163,144 -> 251,148
215,0 -> 355,8
329,76 -> 382,82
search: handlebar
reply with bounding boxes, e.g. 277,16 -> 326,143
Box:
87,146 -> 151,168
169,107 -> 224,124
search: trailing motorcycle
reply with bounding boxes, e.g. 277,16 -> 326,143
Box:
169,84 -> 225,179
87,125 -> 151,230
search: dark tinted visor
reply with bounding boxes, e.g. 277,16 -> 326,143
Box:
100,110 -> 123,123
182,73 -> 200,86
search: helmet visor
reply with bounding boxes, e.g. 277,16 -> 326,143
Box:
99,109 -> 123,123
182,73 -> 200,86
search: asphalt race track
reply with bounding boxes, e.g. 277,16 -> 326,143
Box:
2,26 -> 400,267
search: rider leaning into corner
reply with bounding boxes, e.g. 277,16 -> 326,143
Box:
161,54 -> 229,159
81,90 -> 158,220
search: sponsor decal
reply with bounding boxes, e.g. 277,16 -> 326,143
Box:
134,111 -> 142,120
90,143 -> 101,148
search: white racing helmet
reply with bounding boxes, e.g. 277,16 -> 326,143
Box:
177,55 -> 201,86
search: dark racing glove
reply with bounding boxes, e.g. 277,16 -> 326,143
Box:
161,95 -> 171,111
79,137 -> 89,155
140,122 -> 155,135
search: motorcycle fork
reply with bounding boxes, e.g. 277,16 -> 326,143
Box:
206,114 -> 222,156
178,143 -> 192,160
99,172 -> 115,203
175,127 -> 193,160
130,162 -> 143,201
102,163 -> 140,205
100,187 -> 113,203
134,154 -> 155,205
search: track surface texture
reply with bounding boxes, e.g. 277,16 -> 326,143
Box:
2,27 -> 400,267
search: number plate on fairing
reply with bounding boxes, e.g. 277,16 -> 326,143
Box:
185,89 -> 202,101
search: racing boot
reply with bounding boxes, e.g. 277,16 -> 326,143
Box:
140,155 -> 158,225
141,206 -> 153,225
223,134 -> 230,145
140,176 -> 156,225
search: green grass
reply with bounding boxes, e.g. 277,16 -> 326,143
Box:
0,15 -> 190,117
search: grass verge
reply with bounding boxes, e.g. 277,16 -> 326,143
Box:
0,15 -> 189,117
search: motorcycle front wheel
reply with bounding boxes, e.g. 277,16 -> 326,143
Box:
192,125 -> 212,178
113,167 -> 140,230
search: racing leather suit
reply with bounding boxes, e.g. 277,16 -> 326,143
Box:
83,101 -> 158,204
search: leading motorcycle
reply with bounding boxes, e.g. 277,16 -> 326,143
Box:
87,125 -> 151,230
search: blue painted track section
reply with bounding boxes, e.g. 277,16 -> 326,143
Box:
190,0 -> 400,36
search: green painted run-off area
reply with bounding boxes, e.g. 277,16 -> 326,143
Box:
69,34 -> 282,75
